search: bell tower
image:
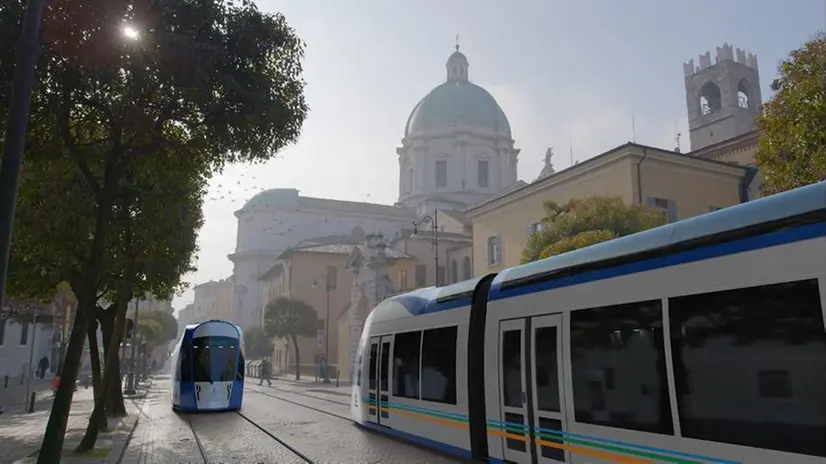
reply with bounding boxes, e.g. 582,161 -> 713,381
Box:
683,43 -> 762,151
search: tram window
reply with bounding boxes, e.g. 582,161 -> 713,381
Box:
368,343 -> 378,390
669,278 -> 826,457
380,341 -> 391,392
237,351 -> 245,380
569,299 -> 674,435
180,340 -> 192,382
420,326 -> 457,404
501,330 -> 522,408
393,331 -> 421,399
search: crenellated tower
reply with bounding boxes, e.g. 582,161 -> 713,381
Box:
683,43 -> 762,151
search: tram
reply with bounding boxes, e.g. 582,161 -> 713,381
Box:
351,181 -> 826,463
171,319 -> 245,412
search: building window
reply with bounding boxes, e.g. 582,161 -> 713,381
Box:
326,266 -> 337,290
462,257 -> 472,279
415,265 -> 427,287
435,160 -> 447,188
0,318 -> 5,345
527,222 -> 545,237
646,196 -> 677,222
477,160 -> 489,188
450,260 -> 458,284
437,266 -> 445,285
669,279 -> 826,457
570,299 -> 673,435
420,326 -> 457,404
486,236 -> 501,267
20,322 -> 29,345
399,269 -> 408,290
393,331 -> 421,399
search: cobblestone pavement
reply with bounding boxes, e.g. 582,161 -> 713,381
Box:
2,379 -> 149,464
123,376 -> 460,463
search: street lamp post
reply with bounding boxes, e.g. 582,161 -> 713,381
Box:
312,269 -> 334,384
0,0 -> 46,312
125,299 -> 140,395
412,209 -> 440,286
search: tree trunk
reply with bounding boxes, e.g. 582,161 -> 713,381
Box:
99,312 -> 126,417
75,261 -> 135,453
37,164 -> 119,463
85,321 -> 107,430
291,334 -> 300,380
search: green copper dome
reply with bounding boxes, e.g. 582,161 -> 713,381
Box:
404,49 -> 511,138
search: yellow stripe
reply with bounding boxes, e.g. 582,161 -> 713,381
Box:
369,405 -> 652,463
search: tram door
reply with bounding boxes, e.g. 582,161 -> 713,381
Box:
499,315 -> 567,463
530,314 -> 567,463
366,336 -> 391,425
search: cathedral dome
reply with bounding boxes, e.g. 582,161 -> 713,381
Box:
404,47 -> 511,138
242,188 -> 299,209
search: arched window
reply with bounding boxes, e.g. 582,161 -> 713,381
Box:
462,257 -> 472,280
451,260 -> 458,283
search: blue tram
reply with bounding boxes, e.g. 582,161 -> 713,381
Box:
171,320 -> 245,412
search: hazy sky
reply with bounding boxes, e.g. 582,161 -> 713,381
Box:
172,0 -> 825,310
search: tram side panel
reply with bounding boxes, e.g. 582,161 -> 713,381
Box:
356,306 -> 474,458
483,230 -> 826,463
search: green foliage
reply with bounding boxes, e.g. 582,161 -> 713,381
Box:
263,297 -> 319,340
755,34 -> 826,195
521,197 -> 667,264
137,310 -> 178,348
243,326 -> 273,359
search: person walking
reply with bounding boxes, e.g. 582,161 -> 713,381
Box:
38,356 -> 49,379
259,357 -> 272,386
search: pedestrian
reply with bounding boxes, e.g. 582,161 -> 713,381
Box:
38,356 -> 49,379
259,357 -> 272,386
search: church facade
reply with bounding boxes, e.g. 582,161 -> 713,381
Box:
227,47 -> 521,330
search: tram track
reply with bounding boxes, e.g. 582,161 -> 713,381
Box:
245,384 -> 353,422
183,409 -> 316,463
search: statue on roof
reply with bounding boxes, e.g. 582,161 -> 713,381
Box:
534,146 -> 556,183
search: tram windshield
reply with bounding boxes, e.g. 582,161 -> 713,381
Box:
192,336 -> 240,383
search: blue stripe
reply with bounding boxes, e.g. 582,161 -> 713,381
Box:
489,221 -> 826,301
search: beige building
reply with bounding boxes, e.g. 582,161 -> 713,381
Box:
466,138 -> 760,274
259,241 -> 355,377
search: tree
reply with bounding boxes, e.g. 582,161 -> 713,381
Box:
243,326 -> 273,360
137,310 -> 178,348
755,34 -> 826,195
0,1 -> 308,459
521,197 -> 667,263
263,297 -> 319,380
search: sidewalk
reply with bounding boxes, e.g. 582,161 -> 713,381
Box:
0,378 -> 54,414
1,378 -> 151,464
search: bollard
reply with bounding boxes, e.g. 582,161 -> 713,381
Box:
28,391 -> 35,413
4,375 -> 7,387
336,369 -> 339,387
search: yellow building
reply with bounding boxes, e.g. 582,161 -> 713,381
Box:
466,137 -> 760,274
259,242 -> 355,378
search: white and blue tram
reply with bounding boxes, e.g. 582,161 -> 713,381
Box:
352,181 -> 826,464
171,320 -> 245,412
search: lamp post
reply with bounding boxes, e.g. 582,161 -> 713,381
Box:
311,268 -> 334,384
412,209 -> 440,286
0,0 -> 45,313
125,299 -> 140,395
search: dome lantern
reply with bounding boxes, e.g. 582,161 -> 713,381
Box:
446,42 -> 469,82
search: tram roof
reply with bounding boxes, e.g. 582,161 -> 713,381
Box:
494,180 -> 826,287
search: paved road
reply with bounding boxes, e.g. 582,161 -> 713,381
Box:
125,376 -> 461,463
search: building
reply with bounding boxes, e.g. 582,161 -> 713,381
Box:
230,45 -> 515,331
259,238 -> 359,377
465,43 -> 764,273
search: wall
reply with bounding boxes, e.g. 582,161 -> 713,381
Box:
470,155 -> 637,274
468,145 -> 747,275
0,321 -> 56,383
